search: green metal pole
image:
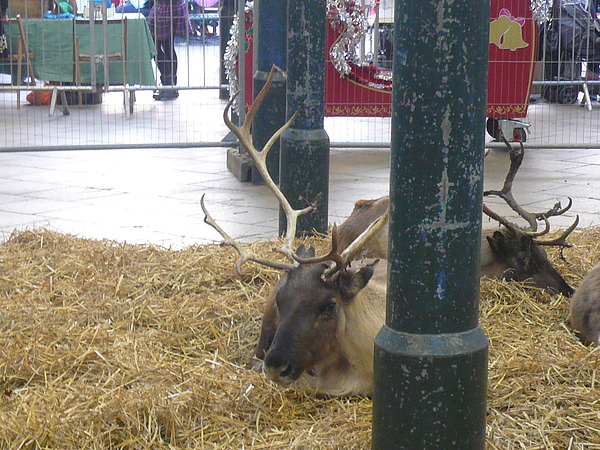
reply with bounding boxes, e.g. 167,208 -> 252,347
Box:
279,0 -> 330,236
372,0 -> 489,448
251,0 -> 287,184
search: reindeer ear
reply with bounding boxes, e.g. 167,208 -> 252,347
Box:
337,260 -> 379,299
486,231 -> 507,255
295,244 -> 316,259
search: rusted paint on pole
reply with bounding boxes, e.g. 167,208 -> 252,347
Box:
251,0 -> 287,184
372,0 -> 490,448
279,0 -> 330,236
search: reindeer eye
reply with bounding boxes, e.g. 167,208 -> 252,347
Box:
319,302 -> 336,318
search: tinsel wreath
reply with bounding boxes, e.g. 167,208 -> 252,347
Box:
223,1 -> 253,112
224,0 -> 370,110
327,0 -> 369,77
530,0 -> 552,24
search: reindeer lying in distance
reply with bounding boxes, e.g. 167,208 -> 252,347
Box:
571,262 -> 600,345
338,140 -> 578,297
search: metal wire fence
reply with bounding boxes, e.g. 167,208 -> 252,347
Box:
2,0 -> 600,152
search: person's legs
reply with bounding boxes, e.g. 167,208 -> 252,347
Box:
154,38 -> 179,100
153,39 -> 166,99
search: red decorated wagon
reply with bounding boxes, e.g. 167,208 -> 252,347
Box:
237,0 -> 538,141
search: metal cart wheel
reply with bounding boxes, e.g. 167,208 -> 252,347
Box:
513,127 -> 527,142
486,118 -> 527,142
556,85 -> 579,104
486,118 -> 501,140
542,86 -> 558,103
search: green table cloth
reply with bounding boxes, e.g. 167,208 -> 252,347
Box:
3,17 -> 156,86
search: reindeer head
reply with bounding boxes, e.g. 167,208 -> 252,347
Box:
485,227 -> 574,296
260,250 -> 380,386
334,138 -> 578,297
482,137 -> 578,297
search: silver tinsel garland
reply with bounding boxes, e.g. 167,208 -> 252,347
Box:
327,0 -> 369,76
224,0 -> 370,102
530,0 -> 552,24
226,0 -> 548,100
223,1 -> 253,111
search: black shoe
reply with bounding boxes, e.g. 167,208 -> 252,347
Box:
152,89 -> 161,99
155,90 -> 179,101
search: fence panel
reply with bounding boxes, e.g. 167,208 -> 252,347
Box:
3,0 -> 600,151
0,3 -> 230,150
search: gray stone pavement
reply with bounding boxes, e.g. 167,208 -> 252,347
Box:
0,143 -> 596,249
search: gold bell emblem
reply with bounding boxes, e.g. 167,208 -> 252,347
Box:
489,8 -> 529,51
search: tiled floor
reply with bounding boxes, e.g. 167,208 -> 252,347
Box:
0,141 -> 598,249
0,146 -> 389,248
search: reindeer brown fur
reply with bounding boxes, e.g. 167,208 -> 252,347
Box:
338,196 -> 575,296
256,253 -> 386,396
202,66 -> 389,396
571,262 -> 600,345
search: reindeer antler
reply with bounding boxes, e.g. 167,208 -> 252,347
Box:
534,214 -> 579,247
483,136 -> 578,246
201,195 -> 295,275
222,65 -> 317,261
292,206 -> 390,276
204,64 -> 388,276
338,207 -> 389,263
292,225 -> 344,268
203,65 -> 323,273
482,204 -> 551,237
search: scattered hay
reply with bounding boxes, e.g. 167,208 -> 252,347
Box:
0,228 -> 599,449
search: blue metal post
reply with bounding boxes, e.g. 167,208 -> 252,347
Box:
279,0 -> 330,235
251,0 -> 288,184
372,0 -> 490,447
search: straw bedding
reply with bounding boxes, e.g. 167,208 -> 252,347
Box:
0,227 -> 599,449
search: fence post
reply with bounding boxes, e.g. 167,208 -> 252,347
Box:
372,0 -> 490,448
251,0 -> 288,184
279,0 -> 330,236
